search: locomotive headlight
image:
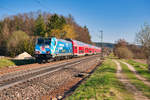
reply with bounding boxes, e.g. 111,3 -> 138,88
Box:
45,45 -> 49,48
46,51 -> 50,54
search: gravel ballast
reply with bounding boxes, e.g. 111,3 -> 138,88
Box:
0,56 -> 101,100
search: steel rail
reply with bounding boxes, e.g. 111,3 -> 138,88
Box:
0,55 -> 99,91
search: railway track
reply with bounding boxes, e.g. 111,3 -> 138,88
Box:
0,55 -> 99,91
0,54 -> 97,76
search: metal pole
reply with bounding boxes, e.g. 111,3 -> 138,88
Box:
100,30 -> 103,58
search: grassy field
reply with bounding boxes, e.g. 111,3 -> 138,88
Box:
120,61 -> 150,98
0,58 -> 35,68
67,59 -> 134,100
125,59 -> 150,80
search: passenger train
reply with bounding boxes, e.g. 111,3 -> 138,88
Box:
34,37 -> 101,63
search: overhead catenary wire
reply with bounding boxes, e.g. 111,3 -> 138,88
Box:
0,6 -> 16,13
34,0 -> 53,13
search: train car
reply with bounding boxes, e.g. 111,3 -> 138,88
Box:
70,40 -> 86,56
86,44 -> 101,55
67,39 -> 101,56
88,44 -> 93,55
35,37 -> 73,62
94,46 -> 101,54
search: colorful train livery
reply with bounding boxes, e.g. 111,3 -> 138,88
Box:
35,37 -> 101,62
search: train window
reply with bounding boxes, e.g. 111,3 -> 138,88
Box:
79,50 -> 84,53
74,47 -> 77,49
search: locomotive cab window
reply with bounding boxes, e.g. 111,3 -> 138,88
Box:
37,38 -> 44,45
36,38 -> 51,45
45,38 -> 51,45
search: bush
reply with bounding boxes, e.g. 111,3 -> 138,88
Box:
115,47 -> 133,59
7,30 -> 35,57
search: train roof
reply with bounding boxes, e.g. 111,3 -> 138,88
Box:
37,37 -> 101,49
70,39 -> 101,49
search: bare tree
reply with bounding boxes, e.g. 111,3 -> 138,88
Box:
136,23 -> 150,71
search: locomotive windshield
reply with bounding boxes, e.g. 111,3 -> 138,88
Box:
45,38 -> 51,45
37,38 -> 51,45
37,38 -> 44,44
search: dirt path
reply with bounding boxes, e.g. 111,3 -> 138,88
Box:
114,60 -> 149,100
121,61 -> 150,87
133,59 -> 147,64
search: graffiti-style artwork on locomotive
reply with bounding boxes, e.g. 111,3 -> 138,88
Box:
35,37 -> 101,62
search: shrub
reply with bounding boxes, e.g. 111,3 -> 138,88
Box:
7,30 -> 34,57
115,47 -> 133,59
19,39 -> 35,56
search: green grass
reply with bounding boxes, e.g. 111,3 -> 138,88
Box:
67,59 -> 134,100
120,61 -> 150,98
127,59 -> 147,69
0,58 -> 35,68
107,53 -> 118,59
125,59 -> 150,81
0,58 -> 15,68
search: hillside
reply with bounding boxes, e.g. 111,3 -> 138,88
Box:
0,12 -> 92,57
94,42 -> 115,48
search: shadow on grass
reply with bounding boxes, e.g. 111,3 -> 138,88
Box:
10,59 -> 36,66
128,62 -> 150,80
97,67 -> 116,73
137,70 -> 150,74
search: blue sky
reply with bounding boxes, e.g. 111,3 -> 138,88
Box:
0,0 -> 150,43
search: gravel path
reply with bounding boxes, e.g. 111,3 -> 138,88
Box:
114,60 -> 149,100
121,61 -> 150,87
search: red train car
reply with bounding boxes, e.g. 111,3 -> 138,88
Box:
71,40 -> 85,56
70,39 -> 101,56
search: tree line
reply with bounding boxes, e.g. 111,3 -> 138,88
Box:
0,11 -> 92,57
